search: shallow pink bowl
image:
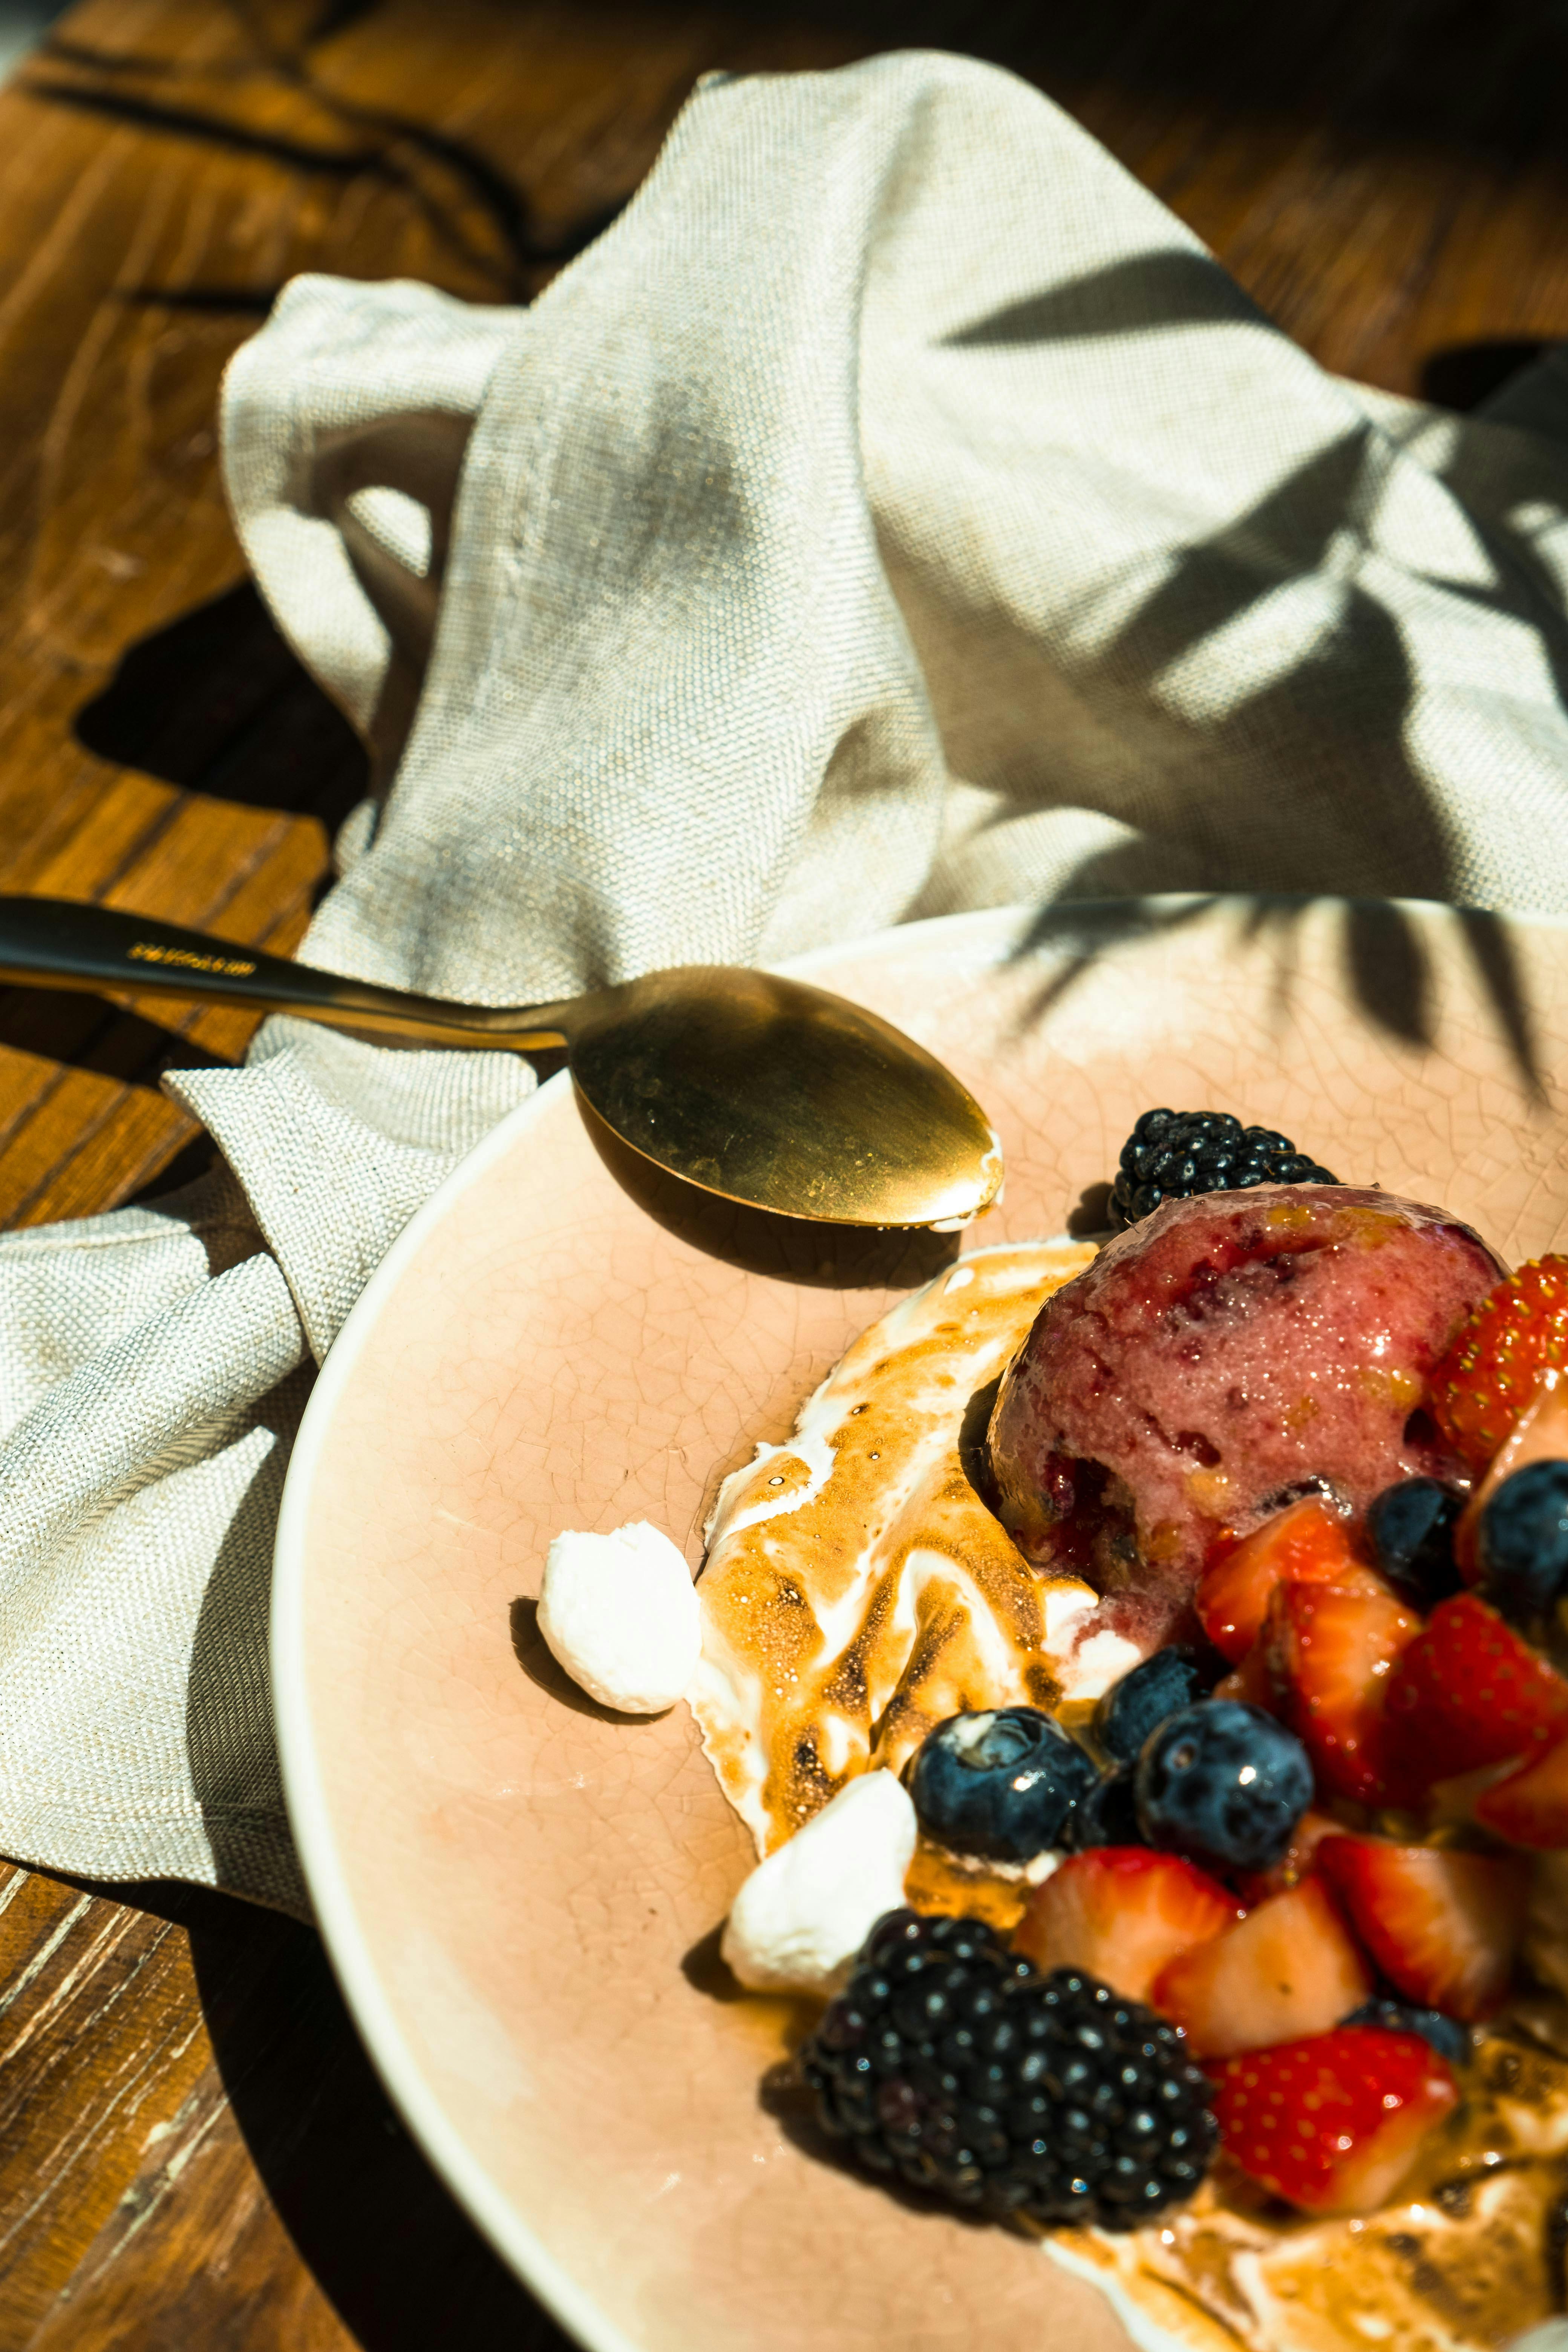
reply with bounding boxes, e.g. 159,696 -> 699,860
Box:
272,897 -> 1568,2352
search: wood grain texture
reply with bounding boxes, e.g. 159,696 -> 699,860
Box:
0,1864 -> 559,2349
0,0 -> 1566,2343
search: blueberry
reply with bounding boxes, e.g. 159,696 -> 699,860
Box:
1478,1459 -> 1568,1628
1135,1700 -> 1312,1874
909,1707 -> 1097,1861
1068,1764 -> 1145,1850
1340,1997 -> 1471,2069
1366,1478 -> 1465,1606
1094,1647 -> 1211,1766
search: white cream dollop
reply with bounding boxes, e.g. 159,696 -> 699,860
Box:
537,1521 -> 700,1714
720,1769 -> 917,1995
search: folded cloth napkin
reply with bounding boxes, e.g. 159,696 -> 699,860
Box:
5,51 -> 1568,1919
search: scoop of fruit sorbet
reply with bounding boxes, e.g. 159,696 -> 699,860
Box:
988,1185 -> 1503,1646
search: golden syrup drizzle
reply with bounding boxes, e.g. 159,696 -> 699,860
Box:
689,1241 -> 1101,1855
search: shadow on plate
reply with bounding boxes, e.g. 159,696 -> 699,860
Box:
508,1594 -> 667,1725
1009,895 -> 1544,1102
680,1920 -> 753,2005
1067,1181 -> 1115,1238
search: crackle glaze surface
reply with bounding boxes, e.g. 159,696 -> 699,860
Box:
276,898 -> 1568,2352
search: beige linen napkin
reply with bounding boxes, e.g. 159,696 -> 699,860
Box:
4,50 -> 1568,1919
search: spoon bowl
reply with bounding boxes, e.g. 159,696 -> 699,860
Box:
0,897 -> 1003,1228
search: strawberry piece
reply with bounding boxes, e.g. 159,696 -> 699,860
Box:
1213,2028 -> 1459,2215
1196,1498 -> 1376,1663
1262,1579 -> 1423,1805
1152,1875 -> 1372,2057
1235,1807 -> 1341,1904
1382,1591 -> 1568,1781
1213,1641 -> 1275,1710
1433,1254 -> 1568,1469
1453,1367 -> 1568,1579
1013,1846 -> 1239,2004
1475,1733 -> 1568,1848
1318,1834 -> 1528,2020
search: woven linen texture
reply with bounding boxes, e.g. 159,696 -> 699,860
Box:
3,51 -> 1568,1916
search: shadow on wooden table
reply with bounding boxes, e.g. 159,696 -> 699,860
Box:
715,0 -> 1568,159
38,0 -> 1568,175
75,579 -> 370,837
3,591 -> 332,1110
74,1876 -> 574,2351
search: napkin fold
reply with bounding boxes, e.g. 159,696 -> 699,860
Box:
5,50 -> 1568,1917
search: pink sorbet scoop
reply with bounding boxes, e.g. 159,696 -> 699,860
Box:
988,1185 -> 1504,1648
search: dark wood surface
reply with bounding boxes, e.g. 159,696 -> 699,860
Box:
2,0 -> 1568,2341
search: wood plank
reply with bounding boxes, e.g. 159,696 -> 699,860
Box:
0,1869 -> 556,2350
0,816 -> 328,1229
0,1871 -> 213,2339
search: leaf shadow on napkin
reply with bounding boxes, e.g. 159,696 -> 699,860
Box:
974,397 -> 1551,1099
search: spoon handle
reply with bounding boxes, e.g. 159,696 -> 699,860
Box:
0,897 -> 573,1052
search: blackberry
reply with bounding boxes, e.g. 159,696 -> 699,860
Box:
1110,1109 -> 1339,1230
800,1910 -> 1217,2230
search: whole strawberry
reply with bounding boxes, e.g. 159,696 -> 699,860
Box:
1432,1254 -> 1568,1467
1212,2027 -> 1459,2214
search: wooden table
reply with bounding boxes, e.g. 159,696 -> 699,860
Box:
0,0 -> 1566,2341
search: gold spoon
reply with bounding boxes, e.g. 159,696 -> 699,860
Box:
0,896 -> 1003,1229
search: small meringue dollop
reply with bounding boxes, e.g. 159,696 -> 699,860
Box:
720,1770 -> 917,1995
537,1521 -> 701,1714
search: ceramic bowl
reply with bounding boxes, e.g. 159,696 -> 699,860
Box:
273,896 -> 1568,2352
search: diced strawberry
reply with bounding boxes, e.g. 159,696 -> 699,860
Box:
1262,1579 -> 1424,1805
1454,1368 -> 1568,1579
1318,1835 -> 1528,2020
1213,1641 -> 1276,1710
1235,1808 -> 1341,1904
1013,1847 -> 1240,2004
1152,1876 -> 1372,2057
1382,1591 -> 1568,1781
1432,1256 -> 1568,1469
1196,1498 -> 1374,1663
1419,1759 -> 1514,1834
1213,2028 -> 1459,2215
1475,1733 -> 1568,1848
